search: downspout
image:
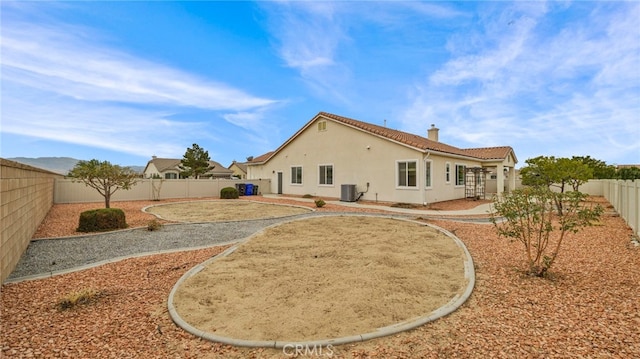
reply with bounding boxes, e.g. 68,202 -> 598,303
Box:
423,151 -> 431,206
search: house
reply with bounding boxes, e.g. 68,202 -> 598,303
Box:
228,160 -> 249,179
247,112 -> 517,204
143,156 -> 234,179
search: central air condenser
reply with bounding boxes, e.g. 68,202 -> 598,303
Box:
340,184 -> 357,202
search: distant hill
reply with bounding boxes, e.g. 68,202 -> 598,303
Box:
6,157 -> 145,175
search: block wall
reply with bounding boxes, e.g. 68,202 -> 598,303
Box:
1,159 -> 61,282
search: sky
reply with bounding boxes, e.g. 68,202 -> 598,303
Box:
1,1 -> 639,169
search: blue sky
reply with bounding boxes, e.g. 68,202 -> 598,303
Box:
1,1 -> 639,168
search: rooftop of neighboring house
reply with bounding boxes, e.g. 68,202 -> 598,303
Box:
144,156 -> 233,175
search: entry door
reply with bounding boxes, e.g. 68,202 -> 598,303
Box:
277,172 -> 283,194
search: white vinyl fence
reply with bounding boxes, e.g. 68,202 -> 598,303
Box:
601,180 -> 639,238
54,178 -> 271,204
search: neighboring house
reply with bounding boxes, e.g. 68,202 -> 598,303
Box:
247,112 -> 517,204
143,156 -> 234,179
228,160 -> 249,179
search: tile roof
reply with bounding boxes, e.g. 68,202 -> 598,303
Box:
319,112 -> 516,162
462,146 -> 517,161
146,158 -> 233,175
248,112 -> 516,164
229,161 -> 248,172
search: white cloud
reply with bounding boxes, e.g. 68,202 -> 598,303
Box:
1,23 -> 277,111
0,10 -> 280,159
400,2 -> 640,165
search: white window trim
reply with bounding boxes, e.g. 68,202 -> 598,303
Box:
445,162 -> 451,184
290,165 -> 303,185
425,159 -> 433,189
455,163 -> 466,187
396,159 -> 419,189
318,163 -> 334,187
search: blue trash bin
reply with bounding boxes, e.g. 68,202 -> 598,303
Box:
245,183 -> 254,196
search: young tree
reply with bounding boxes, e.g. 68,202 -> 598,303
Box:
573,156 -> 616,179
520,156 -> 593,214
68,159 -> 139,208
617,167 -> 640,180
490,187 -> 603,277
179,143 -> 214,179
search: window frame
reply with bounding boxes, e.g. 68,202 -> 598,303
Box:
290,165 -> 303,185
445,162 -> 451,184
396,160 -> 418,188
318,164 -> 334,186
425,159 -> 433,188
455,164 -> 466,186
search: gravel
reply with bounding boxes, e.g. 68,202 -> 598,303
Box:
7,218 -> 299,281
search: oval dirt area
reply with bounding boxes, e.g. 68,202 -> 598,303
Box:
169,215 -> 472,345
144,200 -> 312,222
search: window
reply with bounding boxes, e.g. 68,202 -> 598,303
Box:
165,173 -> 177,179
425,160 -> 432,188
455,164 -> 466,186
397,160 -> 417,187
318,121 -> 327,131
291,166 -> 303,184
445,162 -> 451,183
319,165 -> 333,185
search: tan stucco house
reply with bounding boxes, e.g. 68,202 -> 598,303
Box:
143,156 -> 233,179
247,112 -> 517,204
228,160 -> 249,179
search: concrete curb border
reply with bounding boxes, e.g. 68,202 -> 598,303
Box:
167,214 -> 475,348
4,239 -> 242,284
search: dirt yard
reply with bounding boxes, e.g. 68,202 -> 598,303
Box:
4,196 -> 638,358
144,200 -> 312,222
172,216 -> 468,342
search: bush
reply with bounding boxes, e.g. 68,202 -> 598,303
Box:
147,219 -> 163,231
220,186 -> 239,199
490,187 -> 603,277
302,194 -> 314,198
77,208 -> 127,232
315,199 -> 326,208
57,288 -> 101,310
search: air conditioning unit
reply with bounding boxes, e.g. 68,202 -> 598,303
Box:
340,184 -> 357,202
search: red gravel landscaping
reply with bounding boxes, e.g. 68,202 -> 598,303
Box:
2,196 -> 638,358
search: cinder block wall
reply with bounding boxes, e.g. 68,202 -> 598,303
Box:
0,159 -> 62,282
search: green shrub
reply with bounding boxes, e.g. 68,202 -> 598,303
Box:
315,199 -> 326,208
77,208 -> 127,232
220,186 -> 239,199
302,194 -> 314,198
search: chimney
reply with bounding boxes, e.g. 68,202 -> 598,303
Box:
427,124 -> 439,142
152,155 -> 157,159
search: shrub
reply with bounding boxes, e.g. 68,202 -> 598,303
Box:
490,187 -> 603,277
302,194 -> 314,198
77,208 -> 127,232
220,187 -> 239,199
57,288 -> 101,310
315,199 -> 326,208
147,219 -> 163,231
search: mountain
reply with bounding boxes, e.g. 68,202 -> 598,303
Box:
6,157 -> 145,175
